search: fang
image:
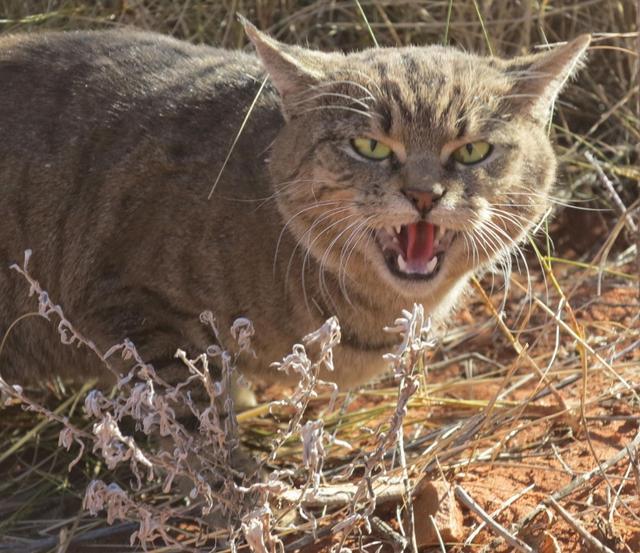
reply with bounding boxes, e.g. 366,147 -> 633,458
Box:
397,254 -> 408,272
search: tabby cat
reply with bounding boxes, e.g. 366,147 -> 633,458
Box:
0,21 -> 589,391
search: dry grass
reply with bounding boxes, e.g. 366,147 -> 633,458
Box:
0,1 -> 639,552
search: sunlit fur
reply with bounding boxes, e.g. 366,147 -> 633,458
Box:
260,31 -> 589,385
0,28 -> 588,390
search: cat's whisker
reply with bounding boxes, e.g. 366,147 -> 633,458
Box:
317,217 -> 371,309
285,206 -> 355,287
459,232 -> 475,266
274,200 -> 346,277
462,229 -> 481,268
478,219 -> 534,302
471,224 -> 505,263
319,215 -> 373,305
272,177 -> 341,204
487,209 -> 553,301
469,224 -> 514,301
338,227 -> 375,306
485,207 -> 535,236
297,211 -> 361,313
488,212 -> 551,262
330,73 -> 383,99
297,104 -> 378,120
487,207 -> 552,244
240,178 -> 335,209
503,191 -> 603,211
335,218 -> 376,305
303,213 -> 361,309
307,78 -> 379,103
342,226 -> 375,302
471,219 -> 518,276
290,91 -> 373,111
479,224 -> 519,276
463,231 -> 480,267
482,224 -> 537,322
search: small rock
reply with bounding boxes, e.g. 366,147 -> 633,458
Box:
405,478 -> 464,547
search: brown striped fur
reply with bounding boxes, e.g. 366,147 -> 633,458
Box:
0,25 -> 589,390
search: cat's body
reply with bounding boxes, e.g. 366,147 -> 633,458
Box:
0,27 -> 589,390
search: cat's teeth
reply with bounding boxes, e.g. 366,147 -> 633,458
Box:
436,226 -> 445,240
397,255 -> 408,272
426,256 -> 438,273
393,225 -> 402,235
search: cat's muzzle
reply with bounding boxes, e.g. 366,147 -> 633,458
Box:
376,222 -> 454,281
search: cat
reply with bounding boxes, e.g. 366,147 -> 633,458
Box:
0,21 -> 589,394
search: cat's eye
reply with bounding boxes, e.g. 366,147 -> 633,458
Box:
351,138 -> 392,161
452,141 -> 492,165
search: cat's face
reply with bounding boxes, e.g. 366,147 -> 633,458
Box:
248,24 -> 589,302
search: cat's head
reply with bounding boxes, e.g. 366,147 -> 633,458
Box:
245,20 -> 589,303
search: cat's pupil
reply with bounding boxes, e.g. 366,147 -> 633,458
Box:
465,143 -> 474,155
370,139 -> 378,151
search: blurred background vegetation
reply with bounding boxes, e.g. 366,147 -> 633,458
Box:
1,0 -> 638,258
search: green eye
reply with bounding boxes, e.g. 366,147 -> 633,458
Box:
452,141 -> 492,165
351,137 -> 392,161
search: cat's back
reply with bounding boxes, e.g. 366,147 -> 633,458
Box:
0,29 -> 266,149
0,29 -> 283,384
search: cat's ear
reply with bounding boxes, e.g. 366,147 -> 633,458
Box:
240,17 -> 336,108
505,35 -> 590,122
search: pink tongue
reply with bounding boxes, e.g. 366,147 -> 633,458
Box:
406,221 -> 435,264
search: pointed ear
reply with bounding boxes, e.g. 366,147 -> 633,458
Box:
506,34 -> 591,122
240,16 -> 336,104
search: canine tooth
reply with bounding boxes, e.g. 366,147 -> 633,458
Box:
426,256 -> 438,273
393,225 -> 402,235
397,255 -> 408,272
436,227 -> 445,240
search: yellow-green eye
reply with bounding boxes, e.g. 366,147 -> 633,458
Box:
351,138 -> 392,161
452,141 -> 492,165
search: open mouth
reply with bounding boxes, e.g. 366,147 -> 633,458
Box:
376,222 -> 454,280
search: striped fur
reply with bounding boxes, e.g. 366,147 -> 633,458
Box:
0,28 -> 589,389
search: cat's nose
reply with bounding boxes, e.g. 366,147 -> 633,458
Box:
402,188 -> 443,215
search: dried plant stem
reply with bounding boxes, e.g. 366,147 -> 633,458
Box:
464,484 -> 535,546
518,429 -> 640,528
280,478 -> 409,508
548,497 -> 616,553
429,514 -> 447,553
509,277 -> 639,401
398,426 -> 418,553
470,277 -> 567,409
371,516 -> 408,551
454,485 -> 534,553
584,151 -> 637,233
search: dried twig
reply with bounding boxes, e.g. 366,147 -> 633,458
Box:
548,497 -> 616,553
518,428 -> 640,528
464,484 -> 535,546
585,151 -> 637,233
454,485 -> 534,553
371,516 -> 408,552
